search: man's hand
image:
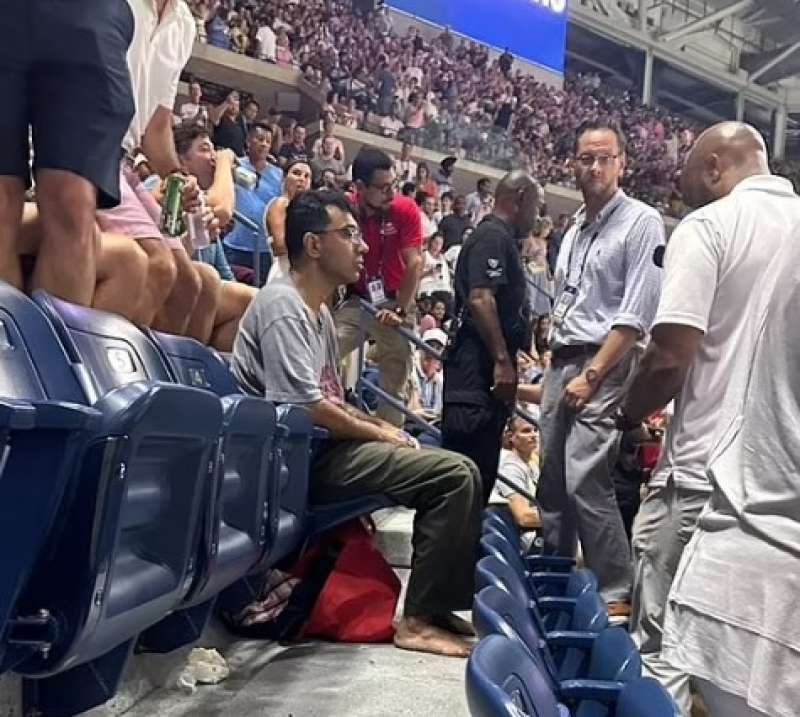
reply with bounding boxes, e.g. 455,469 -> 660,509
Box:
492,359 -> 517,405
180,175 -> 201,214
378,427 -> 420,450
563,372 -> 598,412
375,309 -> 403,327
216,148 -> 236,167
203,205 -> 221,241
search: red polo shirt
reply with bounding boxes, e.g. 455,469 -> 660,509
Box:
351,194 -> 423,295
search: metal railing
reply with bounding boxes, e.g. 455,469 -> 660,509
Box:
232,210 -> 265,286
354,299 -> 542,443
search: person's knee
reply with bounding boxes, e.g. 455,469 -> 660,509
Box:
101,235 -> 149,287
194,262 -> 222,303
37,173 -> 97,246
145,242 -> 179,298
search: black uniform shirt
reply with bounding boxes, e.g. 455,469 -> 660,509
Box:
444,215 -> 530,405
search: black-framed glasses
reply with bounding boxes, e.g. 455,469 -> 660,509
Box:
576,154 -> 619,168
314,225 -> 363,245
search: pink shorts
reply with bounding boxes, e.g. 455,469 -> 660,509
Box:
96,165 -> 182,249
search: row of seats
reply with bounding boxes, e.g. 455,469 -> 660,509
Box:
466,511 -> 681,716
0,282 -> 393,716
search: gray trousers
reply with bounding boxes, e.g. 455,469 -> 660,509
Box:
630,477 -> 709,715
312,441 -> 482,617
335,298 -> 414,427
537,351 -> 638,602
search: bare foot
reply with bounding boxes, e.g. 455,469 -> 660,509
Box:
393,616 -> 473,658
433,612 -> 476,637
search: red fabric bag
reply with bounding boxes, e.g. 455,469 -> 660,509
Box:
301,518 -> 401,643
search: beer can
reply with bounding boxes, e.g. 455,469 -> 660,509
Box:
186,192 -> 210,249
160,174 -> 186,237
233,164 -> 258,191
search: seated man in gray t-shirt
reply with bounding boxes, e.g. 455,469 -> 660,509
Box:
232,189 -> 482,658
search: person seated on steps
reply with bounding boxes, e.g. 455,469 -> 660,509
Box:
231,189 -> 483,658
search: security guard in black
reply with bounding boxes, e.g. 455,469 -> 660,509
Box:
442,213 -> 531,501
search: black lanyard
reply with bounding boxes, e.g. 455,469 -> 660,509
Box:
565,205 -> 619,286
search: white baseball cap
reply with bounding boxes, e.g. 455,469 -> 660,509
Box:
422,328 -> 448,348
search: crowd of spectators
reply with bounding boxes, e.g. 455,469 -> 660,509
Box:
184,0 -> 700,215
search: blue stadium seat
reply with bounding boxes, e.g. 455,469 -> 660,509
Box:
466,634 -> 566,717
482,513 -> 577,573
0,284 -> 222,716
33,296 -> 277,656
466,635 -> 678,717
473,585 -> 640,700
148,331 -> 393,620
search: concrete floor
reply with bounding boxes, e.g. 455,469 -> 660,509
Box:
108,509 -> 469,717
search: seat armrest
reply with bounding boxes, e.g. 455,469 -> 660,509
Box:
30,400 -> 101,431
0,399 -> 37,429
545,630 -> 598,649
558,679 -> 624,703
525,555 -> 576,571
537,596 -> 576,614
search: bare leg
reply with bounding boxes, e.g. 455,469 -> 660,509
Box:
133,238 -> 178,326
151,246 -> 201,335
185,262 -> 222,344
209,281 -> 256,352
93,235 -> 149,322
33,169 -> 99,305
0,177 -> 27,288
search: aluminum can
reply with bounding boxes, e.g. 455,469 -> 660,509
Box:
186,192 -> 210,249
233,164 -> 258,191
160,174 -> 186,237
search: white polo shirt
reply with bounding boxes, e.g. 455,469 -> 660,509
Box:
650,174 -> 800,491
123,0 -> 196,153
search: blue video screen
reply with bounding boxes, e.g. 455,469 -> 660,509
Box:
388,0 -> 568,74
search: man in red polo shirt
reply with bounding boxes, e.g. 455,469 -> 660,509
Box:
336,147 -> 424,426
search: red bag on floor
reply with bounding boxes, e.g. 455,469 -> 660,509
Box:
300,518 -> 401,643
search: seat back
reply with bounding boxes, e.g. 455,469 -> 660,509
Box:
587,627 -> 641,682
19,293 -> 221,675
0,284 -> 91,671
473,586 -> 560,690
570,590 -> 608,633
475,556 -> 531,608
483,509 -> 519,544
466,634 -> 562,717
616,678 -> 681,717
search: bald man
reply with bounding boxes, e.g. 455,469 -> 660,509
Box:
442,170 -> 541,501
619,122 -> 800,714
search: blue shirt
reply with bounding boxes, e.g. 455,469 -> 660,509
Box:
551,190 -> 665,350
195,241 -> 235,281
223,157 -> 283,254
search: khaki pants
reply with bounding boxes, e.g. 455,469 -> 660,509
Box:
630,477 -> 709,715
312,441 -> 482,616
335,298 -> 414,427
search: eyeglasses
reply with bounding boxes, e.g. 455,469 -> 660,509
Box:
368,180 -> 397,195
315,225 -> 363,245
576,154 -> 619,168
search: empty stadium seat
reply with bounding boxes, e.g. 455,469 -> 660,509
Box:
473,585 -> 640,696
0,284 -> 223,716
466,635 -> 678,717
34,295 -> 278,656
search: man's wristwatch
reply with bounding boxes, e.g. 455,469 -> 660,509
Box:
584,367 -> 600,387
393,305 -> 407,319
613,406 -> 641,432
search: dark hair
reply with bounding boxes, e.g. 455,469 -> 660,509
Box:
247,121 -> 273,137
477,177 -> 491,190
401,181 -> 416,197
285,190 -> 354,267
244,98 -> 260,110
174,123 -> 211,157
574,120 -> 627,155
284,158 -> 312,177
440,190 -> 454,202
352,147 -> 393,185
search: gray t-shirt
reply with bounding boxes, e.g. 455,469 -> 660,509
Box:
231,275 -> 344,405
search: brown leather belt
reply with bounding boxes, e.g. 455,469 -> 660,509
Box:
552,343 -> 601,361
